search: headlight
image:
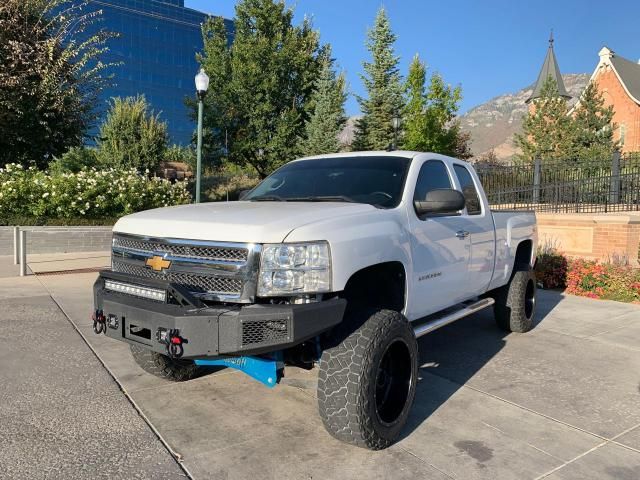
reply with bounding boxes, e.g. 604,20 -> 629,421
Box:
258,242 -> 331,296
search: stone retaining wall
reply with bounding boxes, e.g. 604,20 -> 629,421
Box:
537,213 -> 640,265
0,226 -> 113,255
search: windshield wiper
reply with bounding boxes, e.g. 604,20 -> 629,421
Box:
286,195 -> 357,203
249,195 -> 285,202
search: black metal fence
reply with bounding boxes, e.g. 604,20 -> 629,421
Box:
475,153 -> 640,213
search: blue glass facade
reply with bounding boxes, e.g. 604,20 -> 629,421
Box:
83,0 -> 233,145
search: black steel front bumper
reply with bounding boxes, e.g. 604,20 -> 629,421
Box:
93,271 -> 346,359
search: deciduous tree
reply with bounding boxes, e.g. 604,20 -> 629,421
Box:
196,0 -> 324,177
96,96 -> 168,172
0,0 -> 113,168
402,54 -> 471,158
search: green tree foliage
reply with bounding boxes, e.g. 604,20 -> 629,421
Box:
0,0 -> 113,168
96,96 -> 168,172
300,50 -> 347,156
401,54 -> 471,158
572,82 -> 617,161
196,0 -> 324,178
164,144 -> 196,171
353,7 -> 404,150
515,77 -> 575,162
48,146 -> 98,173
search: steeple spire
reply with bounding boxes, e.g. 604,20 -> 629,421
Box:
526,31 -> 570,103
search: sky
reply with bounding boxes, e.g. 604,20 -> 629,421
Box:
185,0 -> 640,116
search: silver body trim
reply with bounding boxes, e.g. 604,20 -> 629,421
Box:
111,233 -> 261,303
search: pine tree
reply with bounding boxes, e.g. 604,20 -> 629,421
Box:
401,54 -> 471,158
353,7 -> 403,150
572,82 -> 617,161
515,77 -> 575,162
301,50 -> 347,156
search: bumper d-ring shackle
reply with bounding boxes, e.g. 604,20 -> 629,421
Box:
164,328 -> 186,359
93,310 -> 106,335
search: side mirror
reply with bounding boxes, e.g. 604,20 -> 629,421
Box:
238,189 -> 251,200
414,188 -> 465,216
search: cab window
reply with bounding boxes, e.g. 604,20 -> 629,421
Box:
413,161 -> 452,201
453,164 -> 481,215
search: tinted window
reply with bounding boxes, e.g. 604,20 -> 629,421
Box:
453,164 -> 481,215
246,156 -> 411,208
413,161 -> 452,201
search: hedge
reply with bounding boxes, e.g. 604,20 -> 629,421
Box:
0,163 -> 191,221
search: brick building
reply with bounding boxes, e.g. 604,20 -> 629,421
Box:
586,47 -> 640,154
528,38 -> 640,154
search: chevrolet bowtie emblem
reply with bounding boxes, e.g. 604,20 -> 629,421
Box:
146,255 -> 171,272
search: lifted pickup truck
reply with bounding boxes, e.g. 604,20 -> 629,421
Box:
93,151 -> 537,450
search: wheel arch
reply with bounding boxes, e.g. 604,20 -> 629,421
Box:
341,261 -> 407,313
514,239 -> 534,268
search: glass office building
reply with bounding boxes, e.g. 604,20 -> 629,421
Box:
82,0 -> 233,145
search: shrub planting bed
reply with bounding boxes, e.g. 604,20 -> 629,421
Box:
535,250 -> 640,303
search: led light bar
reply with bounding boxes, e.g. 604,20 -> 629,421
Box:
104,279 -> 166,302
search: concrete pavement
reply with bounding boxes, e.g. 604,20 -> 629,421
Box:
1,253 -> 640,479
0,257 -> 186,479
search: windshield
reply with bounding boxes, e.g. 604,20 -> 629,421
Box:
245,156 -> 411,208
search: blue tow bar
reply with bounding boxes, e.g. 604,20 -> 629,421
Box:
194,354 -> 282,388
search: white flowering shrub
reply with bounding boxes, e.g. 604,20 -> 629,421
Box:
0,164 -> 191,219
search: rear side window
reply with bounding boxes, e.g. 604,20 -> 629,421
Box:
453,164 -> 481,215
413,161 -> 452,201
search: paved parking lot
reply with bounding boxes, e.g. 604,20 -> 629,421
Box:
1,253 -> 639,479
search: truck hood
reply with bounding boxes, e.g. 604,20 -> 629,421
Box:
113,201 -> 376,243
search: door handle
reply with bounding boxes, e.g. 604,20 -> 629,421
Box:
455,230 -> 470,239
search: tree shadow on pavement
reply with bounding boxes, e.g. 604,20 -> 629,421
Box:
399,289 -> 564,440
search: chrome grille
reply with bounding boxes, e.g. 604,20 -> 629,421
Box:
112,261 -> 243,294
111,234 -> 260,302
113,235 -> 248,262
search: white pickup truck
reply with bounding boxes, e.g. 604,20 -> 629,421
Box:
93,151 -> 537,450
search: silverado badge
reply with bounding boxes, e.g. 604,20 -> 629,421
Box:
146,255 -> 171,272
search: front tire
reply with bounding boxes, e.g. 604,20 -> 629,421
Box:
317,309 -> 418,450
494,267 -> 536,333
129,344 -> 200,381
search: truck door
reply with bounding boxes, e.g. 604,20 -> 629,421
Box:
451,162 -> 495,296
407,160 -> 472,320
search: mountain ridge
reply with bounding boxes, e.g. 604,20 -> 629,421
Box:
459,73 -> 590,160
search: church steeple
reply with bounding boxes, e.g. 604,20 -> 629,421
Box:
526,31 -> 571,103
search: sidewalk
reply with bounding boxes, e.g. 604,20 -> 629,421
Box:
0,251 -> 110,278
0,255 -> 186,479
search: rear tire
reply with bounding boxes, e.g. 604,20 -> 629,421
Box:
317,309 -> 418,450
494,267 -> 536,333
129,344 -> 200,381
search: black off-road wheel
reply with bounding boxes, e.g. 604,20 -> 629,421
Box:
317,309 -> 418,450
494,266 -> 536,333
130,344 -> 200,381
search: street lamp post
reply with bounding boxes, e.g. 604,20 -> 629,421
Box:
392,113 -> 401,150
194,68 -> 210,203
